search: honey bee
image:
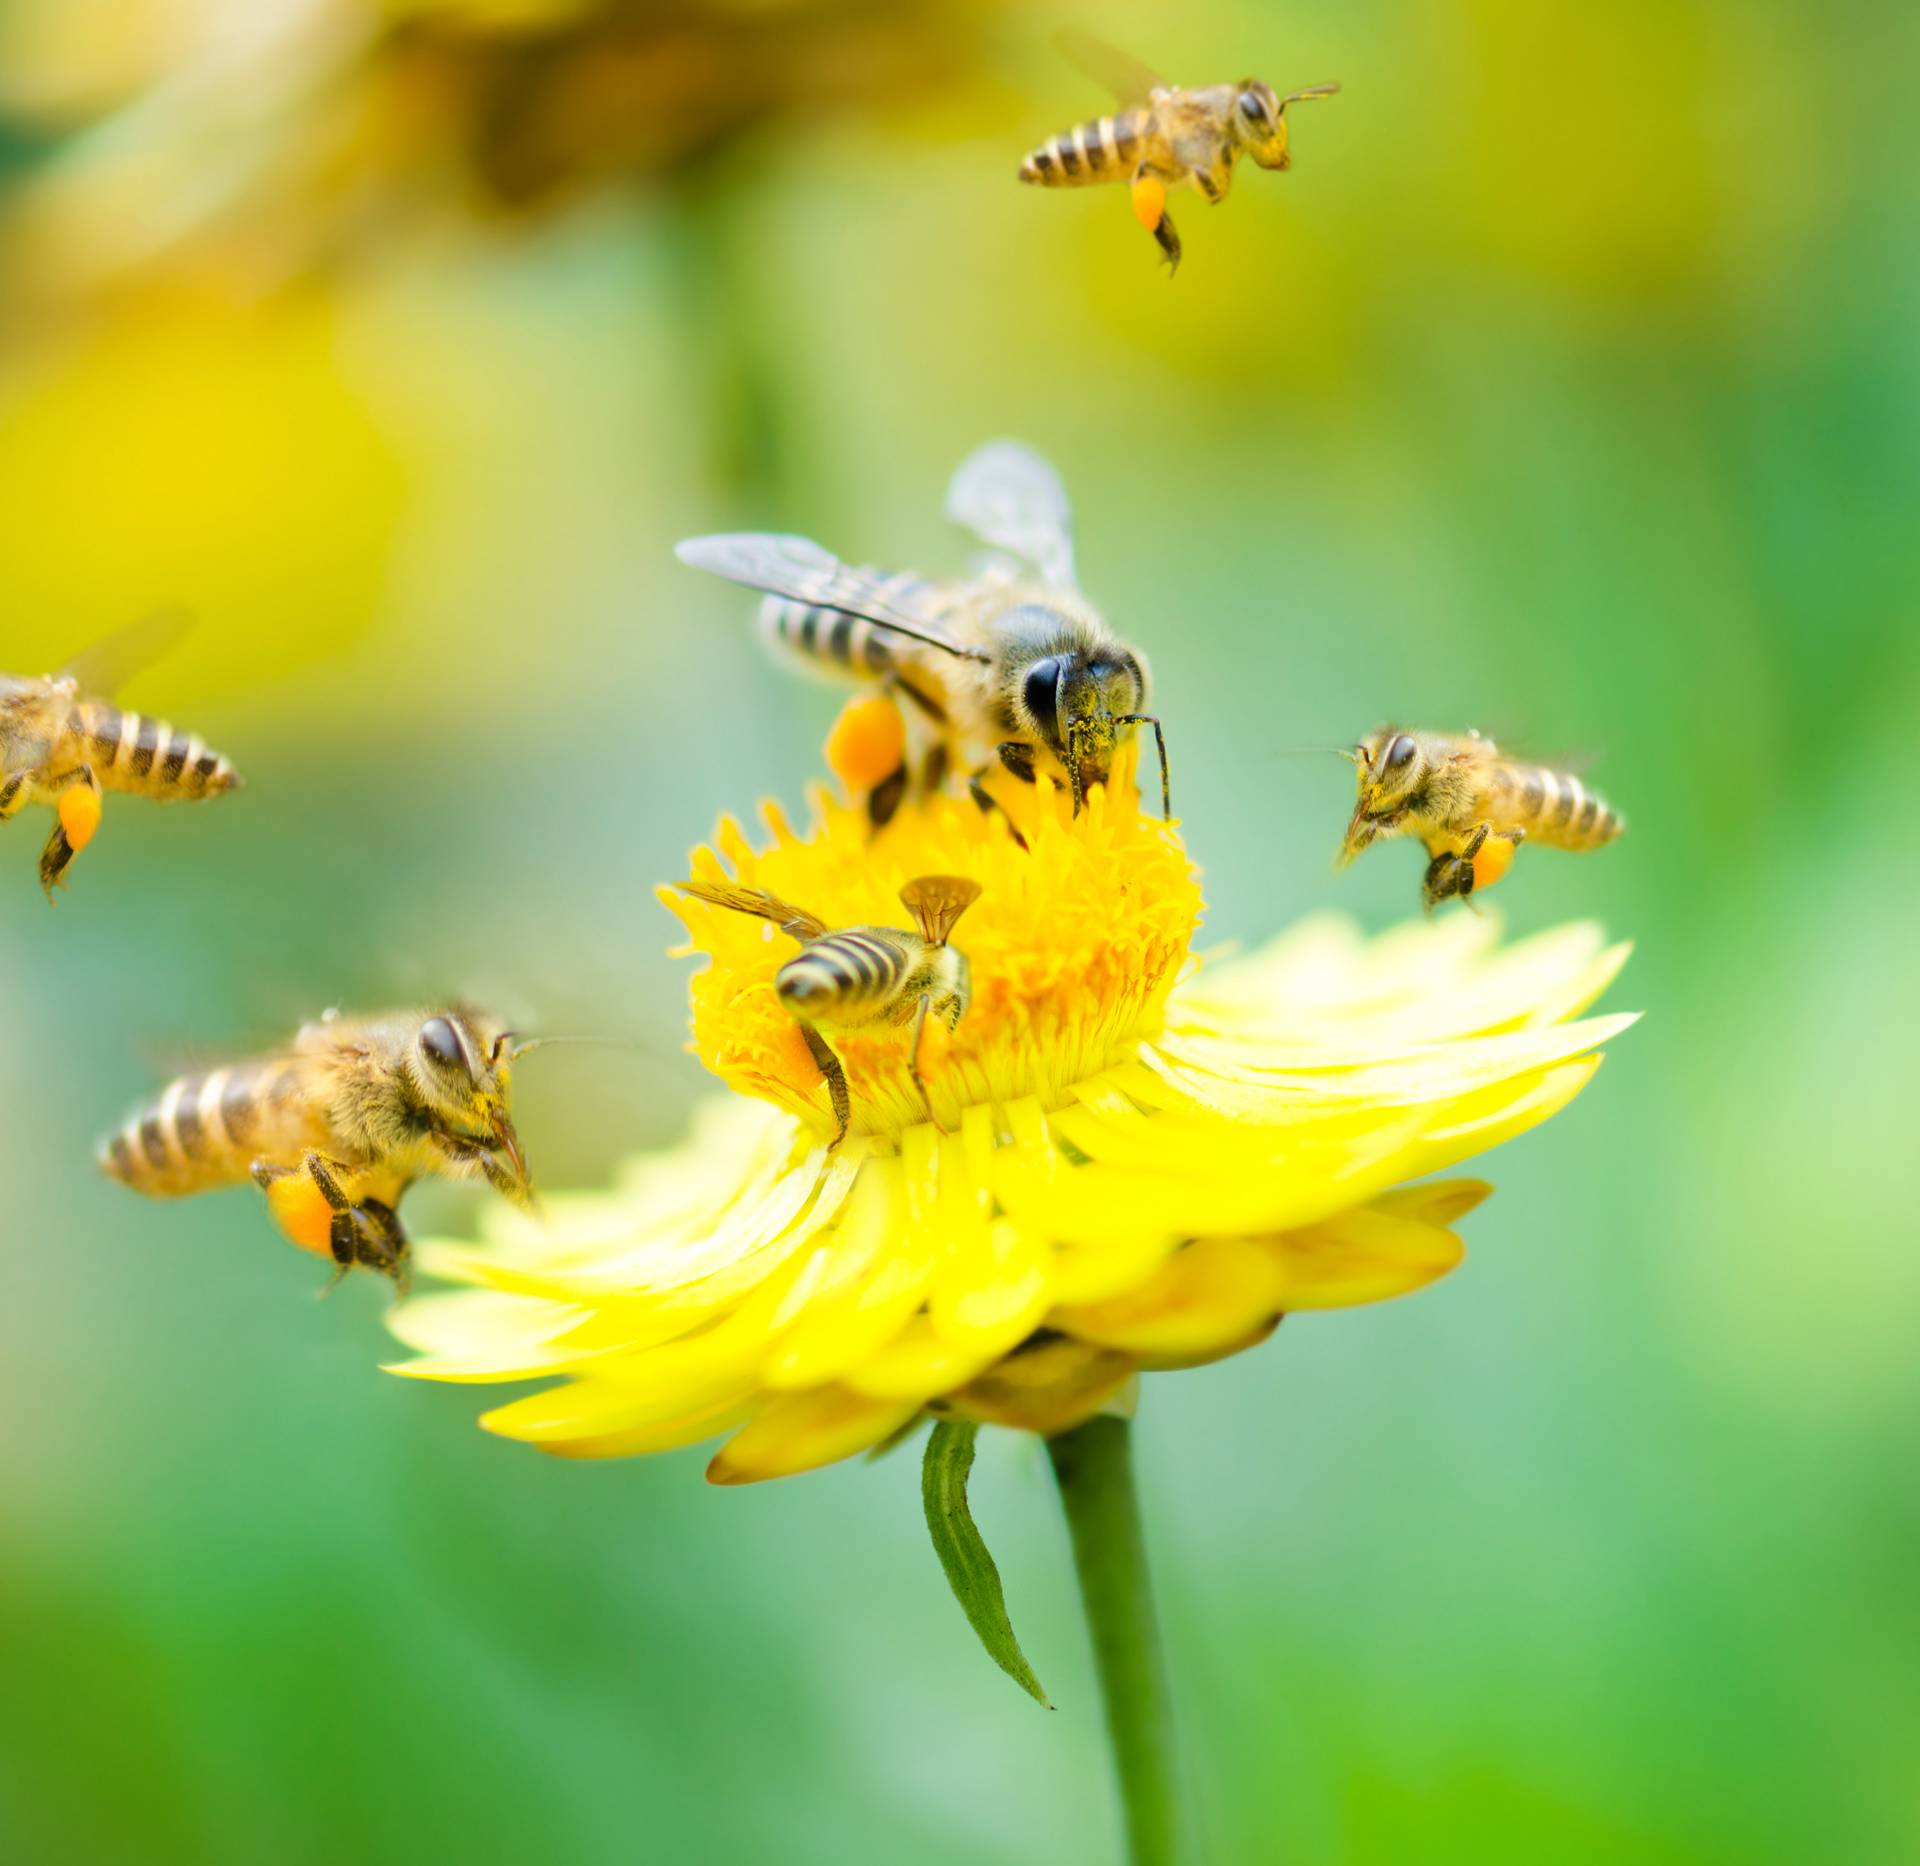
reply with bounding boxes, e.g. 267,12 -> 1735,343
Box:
1,611 -> 239,898
675,441 -> 1168,844
674,875 -> 980,1145
1339,729 -> 1625,910
100,1006 -> 536,1289
1017,31 -> 1338,272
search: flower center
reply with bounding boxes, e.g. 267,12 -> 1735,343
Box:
665,778 -> 1204,1143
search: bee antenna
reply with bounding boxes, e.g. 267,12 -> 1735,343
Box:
503,1034 -> 641,1063
1273,744 -> 1364,763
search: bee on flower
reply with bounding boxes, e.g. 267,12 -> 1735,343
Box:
389,757 -> 1634,1481
672,873 -> 981,1144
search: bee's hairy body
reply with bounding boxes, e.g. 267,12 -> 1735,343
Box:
0,684 -> 238,805
676,877 -> 980,1144
100,1007 -> 532,1285
680,442 -> 1167,840
1,673 -> 238,894
1017,43 -> 1337,272
760,569 -> 1144,797
1343,729 -> 1623,909
1018,103 -> 1159,191
778,927 -> 965,1033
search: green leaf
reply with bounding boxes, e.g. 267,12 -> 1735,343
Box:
920,1420 -> 1051,1707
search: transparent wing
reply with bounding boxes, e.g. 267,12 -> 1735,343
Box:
58,606 -> 195,698
675,880 -> 830,943
1054,28 -> 1166,104
945,442 -> 1077,589
675,534 -> 988,662
899,875 -> 982,947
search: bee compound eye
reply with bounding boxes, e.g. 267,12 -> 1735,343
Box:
1387,734 -> 1417,770
1022,657 -> 1063,740
1239,89 -> 1268,122
420,1017 -> 464,1071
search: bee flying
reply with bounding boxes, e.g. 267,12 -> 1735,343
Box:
1339,729 -> 1624,910
1017,30 -> 1338,272
100,1006 -> 537,1289
675,440 -> 1168,846
1,611 -> 239,898
674,875 -> 981,1145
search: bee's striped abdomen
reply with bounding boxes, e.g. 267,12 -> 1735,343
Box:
1019,109 -> 1148,187
757,571 -> 933,681
75,702 -> 238,803
776,932 -> 911,1022
100,1062 -> 311,1199
1508,765 -> 1624,853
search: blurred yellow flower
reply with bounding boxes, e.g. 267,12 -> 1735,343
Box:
387,772 -> 1633,1483
0,0 -> 996,303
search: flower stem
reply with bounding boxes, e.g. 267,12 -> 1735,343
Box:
1048,1415 -> 1188,1866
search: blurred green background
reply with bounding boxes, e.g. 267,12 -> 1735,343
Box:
1,1 -> 1914,1861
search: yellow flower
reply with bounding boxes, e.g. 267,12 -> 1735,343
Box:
386,772 -> 1633,1483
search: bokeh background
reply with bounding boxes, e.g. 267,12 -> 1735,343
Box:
1,1 -> 1914,1861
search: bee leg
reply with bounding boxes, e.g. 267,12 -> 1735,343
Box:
867,762 -> 909,831
797,1023 -> 852,1148
354,1198 -> 410,1292
967,743 -> 1036,851
1194,157 -> 1233,205
1117,714 -> 1172,820
37,764 -> 102,899
907,995 -> 947,1135
1130,165 -> 1181,274
0,772 -> 27,821
1420,853 -> 1459,912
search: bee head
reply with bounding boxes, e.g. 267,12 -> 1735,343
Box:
1233,81 -> 1290,167
1021,645 -> 1149,813
1339,728 -> 1424,863
412,1007 -> 531,1202
1236,78 -> 1338,170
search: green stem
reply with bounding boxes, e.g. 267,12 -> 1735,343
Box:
1048,1415 -> 1188,1866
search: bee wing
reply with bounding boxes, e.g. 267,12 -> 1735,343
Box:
945,442 -> 1077,590
676,879 -> 830,943
57,606 -> 196,698
1053,28 -> 1167,105
899,875 -> 982,947
675,533 -> 990,663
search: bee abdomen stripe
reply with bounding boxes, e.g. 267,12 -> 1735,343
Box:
1577,795 -> 1599,835
172,1077 -> 206,1160
81,704 -> 125,768
139,1110 -> 172,1172
129,715 -> 161,778
1557,775 -> 1582,828
1521,768 -> 1546,815
221,1072 -> 260,1145
106,1133 -> 138,1182
160,729 -> 194,785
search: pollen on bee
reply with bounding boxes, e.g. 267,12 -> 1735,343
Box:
824,693 -> 906,794
1130,174 -> 1168,231
58,784 -> 102,852
1472,835 -> 1517,892
265,1172 -> 337,1258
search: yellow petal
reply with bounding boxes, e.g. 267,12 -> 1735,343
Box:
707,1388 -> 922,1485
1258,1192 -> 1478,1309
1052,1238 -> 1287,1358
948,1338 -> 1137,1436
